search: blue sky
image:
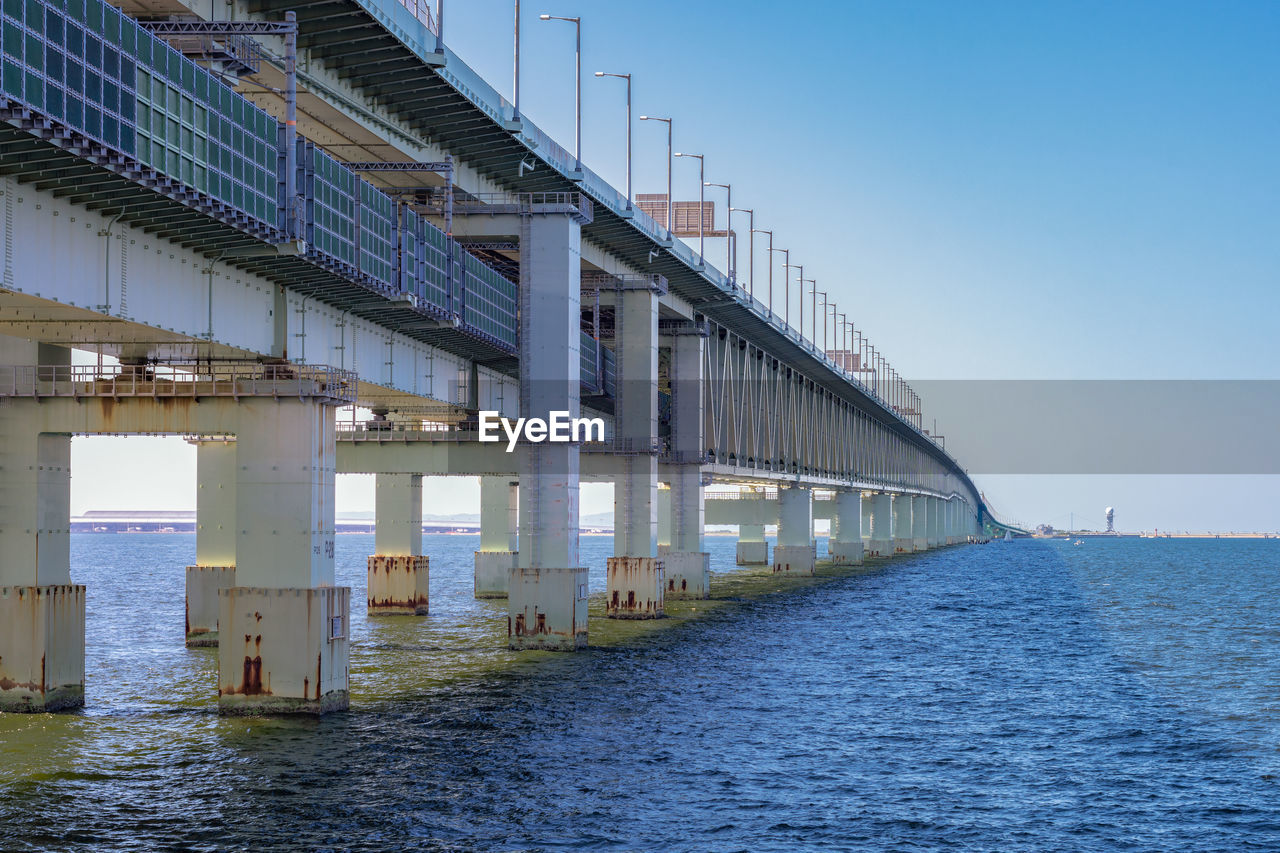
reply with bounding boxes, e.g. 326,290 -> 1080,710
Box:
70,1 -> 1280,530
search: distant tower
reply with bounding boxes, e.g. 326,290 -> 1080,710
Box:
1105,507 -> 1115,533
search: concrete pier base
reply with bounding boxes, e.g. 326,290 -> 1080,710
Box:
474,550 -> 517,599
0,585 -> 85,712
866,540 -> 891,558
508,567 -> 588,650
663,551 -> 710,599
607,556 -> 665,619
736,537 -> 769,565
829,540 -> 864,565
367,555 -> 429,616
912,537 -> 929,553
894,538 -> 914,554
186,565 -> 235,646
217,586 -> 350,715
773,545 -> 817,575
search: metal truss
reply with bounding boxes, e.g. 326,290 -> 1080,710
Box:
700,318 -> 977,504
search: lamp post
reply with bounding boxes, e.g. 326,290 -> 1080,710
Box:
856,327 -> 865,385
753,228 -> 772,311
513,0 -> 521,123
732,207 -> 754,296
783,261 -> 800,331
639,115 -> 672,233
793,264 -> 805,339
436,0 -> 444,53
594,71 -> 632,211
540,14 -> 581,173
805,279 -> 820,346
674,152 -> 704,265
834,311 -> 844,366
868,345 -> 878,396
705,181 -> 732,281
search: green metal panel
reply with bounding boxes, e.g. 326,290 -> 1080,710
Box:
462,252 -> 516,348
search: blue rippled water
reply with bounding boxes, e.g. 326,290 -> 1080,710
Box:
2,534 -> 1279,851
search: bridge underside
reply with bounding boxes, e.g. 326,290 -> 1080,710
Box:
0,0 -> 991,716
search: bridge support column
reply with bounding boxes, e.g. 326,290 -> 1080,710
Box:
861,492 -> 873,550
510,211 -> 588,649
892,494 -> 914,554
867,493 -> 892,557
0,340 -> 82,713
736,524 -> 769,565
608,279 -> 663,619
656,485 -> 672,553
774,486 -> 816,575
367,473 -> 429,616
931,497 -> 944,547
186,438 -> 237,647
664,329 -> 710,599
218,398 -> 348,715
829,490 -> 863,565
910,495 -> 930,552
475,477 -> 518,599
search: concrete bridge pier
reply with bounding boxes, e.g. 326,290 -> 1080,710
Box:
934,496 -> 946,548
367,473 -> 429,616
0,339 -> 83,713
829,490 -> 864,565
607,278 -> 664,619
910,495 -> 930,552
218,398 -> 349,715
736,524 -> 769,565
860,492 -> 873,552
663,329 -> 710,599
892,494 -> 914,554
475,477 -> 518,599
510,209 -> 588,650
657,486 -> 672,553
665,470 -> 710,599
773,486 -> 816,575
867,492 -> 892,557
186,438 -> 238,646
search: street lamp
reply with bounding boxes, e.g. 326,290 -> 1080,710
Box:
674,152 -> 704,265
705,181 -> 732,281
731,207 -> 753,296
513,0 -> 521,123
540,14 -> 581,174
769,248 -> 789,323
834,311 -> 844,366
784,261 -> 801,332
639,115 -> 672,233
594,71 -> 632,211
752,228 -> 772,311
805,279 -> 820,346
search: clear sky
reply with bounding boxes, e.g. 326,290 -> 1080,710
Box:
68,1 -> 1280,531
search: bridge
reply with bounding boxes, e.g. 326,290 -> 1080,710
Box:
0,0 -> 995,714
